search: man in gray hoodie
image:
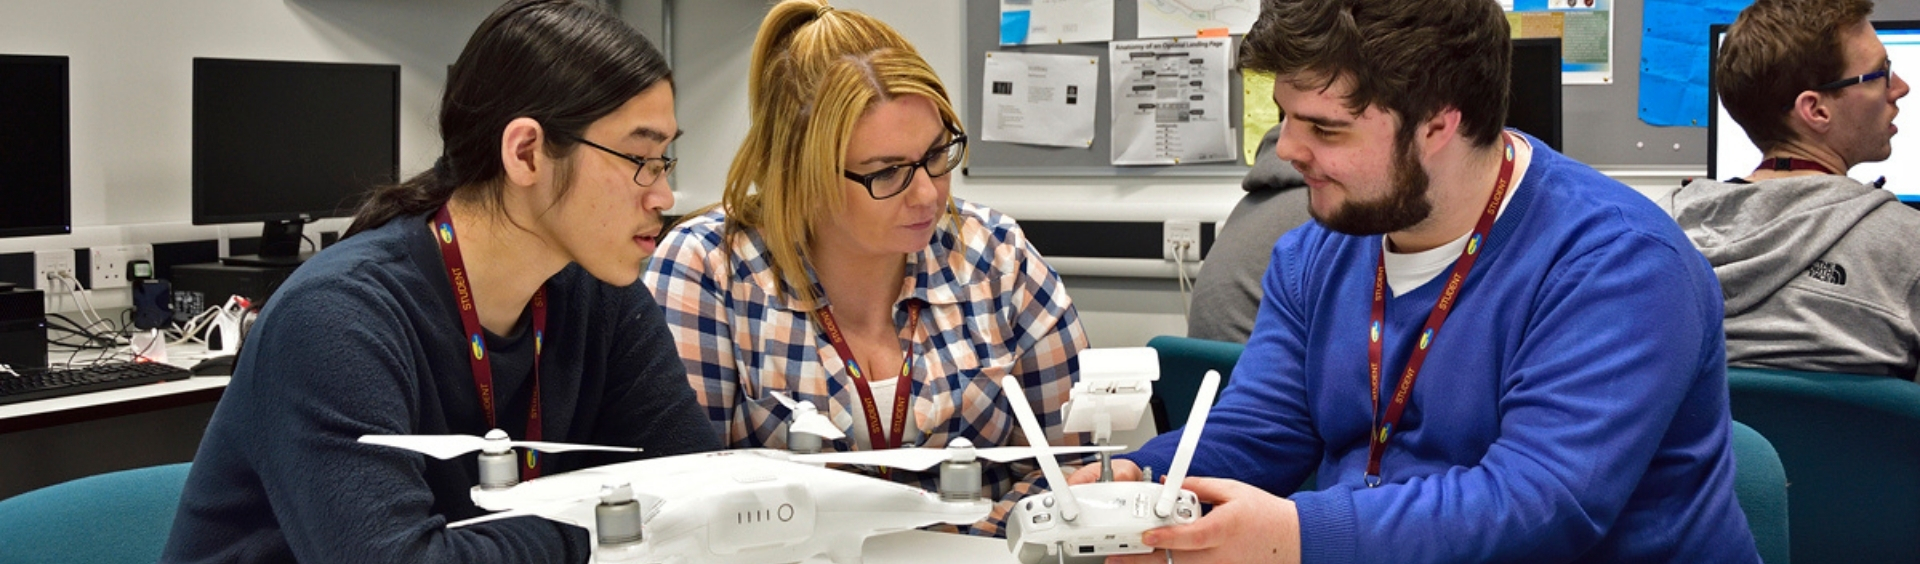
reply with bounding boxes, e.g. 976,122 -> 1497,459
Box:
1187,125 -> 1312,343
1670,0 -> 1915,378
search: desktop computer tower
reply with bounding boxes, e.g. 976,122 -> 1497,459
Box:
0,288 -> 47,370
170,262 -> 296,316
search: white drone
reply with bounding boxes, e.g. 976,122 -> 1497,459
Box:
360,425 -> 1119,563
1003,370 -> 1223,563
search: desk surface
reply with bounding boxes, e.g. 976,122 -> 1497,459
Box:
808,530 -> 1017,564
0,341 -> 230,433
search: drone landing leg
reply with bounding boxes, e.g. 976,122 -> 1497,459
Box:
1098,444 -> 1114,483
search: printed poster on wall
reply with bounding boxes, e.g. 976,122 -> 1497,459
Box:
1135,0 -> 1259,39
1505,0 -> 1614,84
1109,38 -> 1235,165
980,52 -> 1100,148
1000,0 -> 1115,45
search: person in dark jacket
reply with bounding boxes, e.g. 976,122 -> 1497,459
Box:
161,2 -> 719,562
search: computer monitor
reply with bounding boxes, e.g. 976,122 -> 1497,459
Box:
0,54 -> 70,239
193,58 -> 399,266
1709,21 -> 1920,200
1508,37 -> 1564,152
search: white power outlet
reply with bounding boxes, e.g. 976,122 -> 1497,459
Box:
1163,220 -> 1201,261
90,244 -> 155,289
33,249 -> 76,292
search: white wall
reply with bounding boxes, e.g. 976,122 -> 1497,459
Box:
0,0 -> 592,311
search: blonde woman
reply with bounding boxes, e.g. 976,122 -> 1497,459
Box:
643,0 -> 1090,537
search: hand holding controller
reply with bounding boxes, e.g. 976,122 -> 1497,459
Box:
1003,371 -> 1223,564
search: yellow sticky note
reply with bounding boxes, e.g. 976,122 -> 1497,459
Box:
1242,69 -> 1280,165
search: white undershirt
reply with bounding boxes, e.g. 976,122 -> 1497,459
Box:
1382,135 -> 1532,296
849,377 -> 920,449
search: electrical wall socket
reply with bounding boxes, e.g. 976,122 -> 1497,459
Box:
1163,220 -> 1201,261
33,249 -> 76,292
91,244 -> 154,289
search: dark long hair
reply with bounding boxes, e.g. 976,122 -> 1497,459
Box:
344,0 -> 672,238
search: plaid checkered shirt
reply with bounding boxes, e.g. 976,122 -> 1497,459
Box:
643,198 -> 1091,537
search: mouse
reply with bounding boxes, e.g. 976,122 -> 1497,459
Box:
191,354 -> 237,376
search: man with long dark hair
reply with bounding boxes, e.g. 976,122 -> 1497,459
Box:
1075,0 -> 1759,561
162,2 -> 718,562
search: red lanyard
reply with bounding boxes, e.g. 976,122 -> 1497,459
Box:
433,206 -> 547,481
815,301 -> 922,451
1757,157 -> 1835,175
1365,133 -> 1517,488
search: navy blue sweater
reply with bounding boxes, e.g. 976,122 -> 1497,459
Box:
1124,134 -> 1759,563
162,214 -> 720,564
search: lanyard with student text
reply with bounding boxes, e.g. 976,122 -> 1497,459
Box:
433,206 -> 547,481
1365,133 -> 1516,487
816,301 -> 921,451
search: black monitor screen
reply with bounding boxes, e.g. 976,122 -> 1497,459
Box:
0,55 -> 70,239
192,58 -> 398,226
1508,38 -> 1564,152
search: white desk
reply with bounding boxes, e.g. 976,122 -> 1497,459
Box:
0,341 -> 230,498
1,341 -> 229,433
798,530 -> 1017,563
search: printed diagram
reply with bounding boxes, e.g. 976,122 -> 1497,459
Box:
1137,0 -> 1258,38
1110,38 -> 1234,165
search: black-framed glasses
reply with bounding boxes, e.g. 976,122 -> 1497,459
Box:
1812,59 -> 1894,92
563,133 -> 676,187
842,123 -> 968,200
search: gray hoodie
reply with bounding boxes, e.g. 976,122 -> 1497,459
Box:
1188,126 -> 1311,343
1669,175 -> 1920,379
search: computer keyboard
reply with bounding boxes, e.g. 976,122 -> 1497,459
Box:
0,361 -> 194,406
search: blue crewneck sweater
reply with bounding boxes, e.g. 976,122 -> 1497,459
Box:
163,213 -> 720,564
1123,133 -> 1758,563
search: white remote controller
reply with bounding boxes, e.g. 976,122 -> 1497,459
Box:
1001,371 -> 1222,563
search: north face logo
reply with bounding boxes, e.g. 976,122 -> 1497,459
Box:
1806,260 -> 1847,286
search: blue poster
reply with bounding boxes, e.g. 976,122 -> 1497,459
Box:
1637,0 -> 1750,127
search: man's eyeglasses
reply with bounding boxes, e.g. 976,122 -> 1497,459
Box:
1811,59 -> 1894,92
842,123 -> 968,200
563,133 -> 676,187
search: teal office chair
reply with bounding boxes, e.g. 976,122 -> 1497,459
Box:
1729,420 -> 1790,564
1727,367 -> 1920,564
1143,335 -> 1325,493
1144,335 -> 1243,433
0,462 -> 191,564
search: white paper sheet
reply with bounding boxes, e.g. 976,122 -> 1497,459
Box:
1000,0 -> 1115,45
1135,0 -> 1258,39
980,52 -> 1101,148
1109,38 -> 1235,165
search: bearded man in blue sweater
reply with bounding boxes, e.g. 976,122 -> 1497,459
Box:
1069,0 -> 1761,562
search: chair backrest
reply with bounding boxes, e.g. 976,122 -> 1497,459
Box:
0,462 -> 191,564
1729,420 -> 1790,564
1144,335 -> 1243,433
1727,367 -> 1920,564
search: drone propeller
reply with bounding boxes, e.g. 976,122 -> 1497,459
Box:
1154,370 -> 1220,518
447,481 -> 656,530
1003,375 -> 1082,522
359,429 -> 642,460
789,441 -> 1122,472
769,391 -> 847,441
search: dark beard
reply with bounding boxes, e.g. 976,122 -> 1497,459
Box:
1312,134 -> 1433,236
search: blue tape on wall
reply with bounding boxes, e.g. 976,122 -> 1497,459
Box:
1638,0 -> 1750,127
1000,10 -> 1031,45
